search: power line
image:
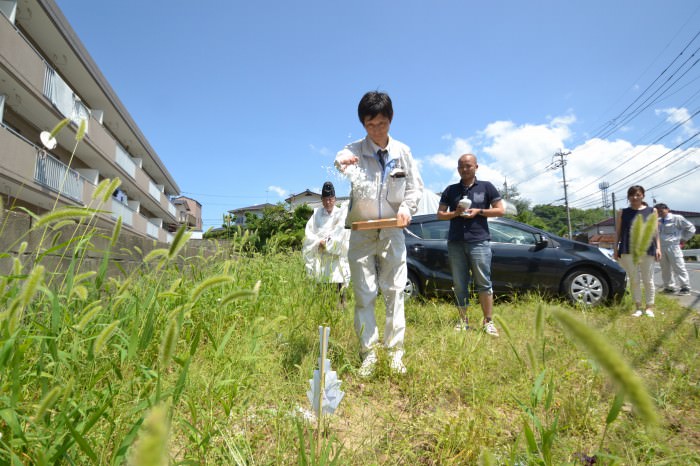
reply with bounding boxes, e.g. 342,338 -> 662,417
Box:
588,30 -> 700,141
565,107 -> 700,203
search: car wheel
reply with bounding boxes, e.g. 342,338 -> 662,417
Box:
404,272 -> 421,299
562,268 -> 609,306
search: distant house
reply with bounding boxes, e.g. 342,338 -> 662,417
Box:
581,209 -> 700,248
285,189 -> 349,210
172,196 -> 202,231
229,203 -> 276,226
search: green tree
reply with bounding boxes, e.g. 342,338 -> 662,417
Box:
244,203 -> 313,252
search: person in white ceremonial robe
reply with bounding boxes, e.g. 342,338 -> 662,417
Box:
302,181 -> 351,307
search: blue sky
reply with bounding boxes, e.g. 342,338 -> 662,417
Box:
55,0 -> 700,229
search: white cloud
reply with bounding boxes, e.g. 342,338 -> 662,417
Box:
655,107 -> 696,138
418,113 -> 700,213
424,137 -> 474,170
268,185 -> 287,198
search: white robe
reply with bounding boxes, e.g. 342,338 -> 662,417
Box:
302,204 -> 350,284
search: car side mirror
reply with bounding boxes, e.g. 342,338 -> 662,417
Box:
535,234 -> 548,250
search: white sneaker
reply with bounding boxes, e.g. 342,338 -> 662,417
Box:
358,351 -> 377,378
483,320 -> 499,337
644,309 -> 655,317
631,310 -> 643,317
390,352 -> 407,375
454,321 -> 469,331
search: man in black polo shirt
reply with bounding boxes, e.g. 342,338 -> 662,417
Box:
437,153 -> 505,336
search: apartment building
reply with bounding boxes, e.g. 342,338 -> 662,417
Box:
0,0 -> 180,243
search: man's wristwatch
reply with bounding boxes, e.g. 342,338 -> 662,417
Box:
479,209 -> 484,216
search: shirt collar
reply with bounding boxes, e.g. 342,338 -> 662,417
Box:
366,135 -> 393,156
460,177 -> 479,189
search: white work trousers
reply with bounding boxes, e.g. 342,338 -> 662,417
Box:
659,244 -> 690,289
348,228 -> 406,358
618,254 -> 656,307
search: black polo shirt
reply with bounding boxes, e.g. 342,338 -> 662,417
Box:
439,179 -> 502,242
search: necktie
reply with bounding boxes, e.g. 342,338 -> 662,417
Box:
377,149 -> 388,170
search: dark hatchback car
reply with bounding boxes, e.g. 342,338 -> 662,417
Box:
404,214 -> 627,305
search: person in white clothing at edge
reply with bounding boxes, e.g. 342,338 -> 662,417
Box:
302,181 -> 351,307
335,91 -> 423,377
654,203 -> 696,296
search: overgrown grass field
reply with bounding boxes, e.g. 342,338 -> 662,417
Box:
1,207 -> 699,464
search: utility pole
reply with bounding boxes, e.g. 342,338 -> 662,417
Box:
550,150 -> 573,239
503,178 -> 509,200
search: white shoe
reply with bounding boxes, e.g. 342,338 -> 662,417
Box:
390,352 -> 407,375
631,310 -> 643,317
358,351 -> 377,378
483,320 -> 499,337
454,321 -> 469,331
644,309 -> 655,317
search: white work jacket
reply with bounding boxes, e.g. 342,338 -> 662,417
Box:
336,135 -> 423,226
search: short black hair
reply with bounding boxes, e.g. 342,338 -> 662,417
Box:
357,91 -> 393,124
627,185 -> 645,197
654,203 -> 668,211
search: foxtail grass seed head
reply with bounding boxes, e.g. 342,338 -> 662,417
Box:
630,211 -> 657,265
494,315 -> 512,339
535,304 -> 544,341
20,265 -> 44,308
190,275 -> 235,305
74,271 -> 97,285
526,342 -> 537,373
93,178 -> 116,201
12,257 -> 21,276
70,285 -> 88,301
128,403 -> 170,466
48,117 -> 71,140
75,119 -> 87,141
552,310 -> 658,426
75,303 -> 103,331
220,289 -> 257,307
103,177 -> 123,203
35,207 -> 96,228
159,318 -> 179,369
50,219 -> 77,231
34,386 -> 62,424
94,320 -> 120,355
111,216 -> 122,247
18,241 -> 28,255
144,249 -> 168,264
168,225 -> 190,259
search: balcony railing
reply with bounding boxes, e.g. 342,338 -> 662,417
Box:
34,150 -> 83,202
111,200 -> 133,227
148,180 -> 162,201
146,221 -> 159,239
115,144 -> 136,178
43,65 -> 90,131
